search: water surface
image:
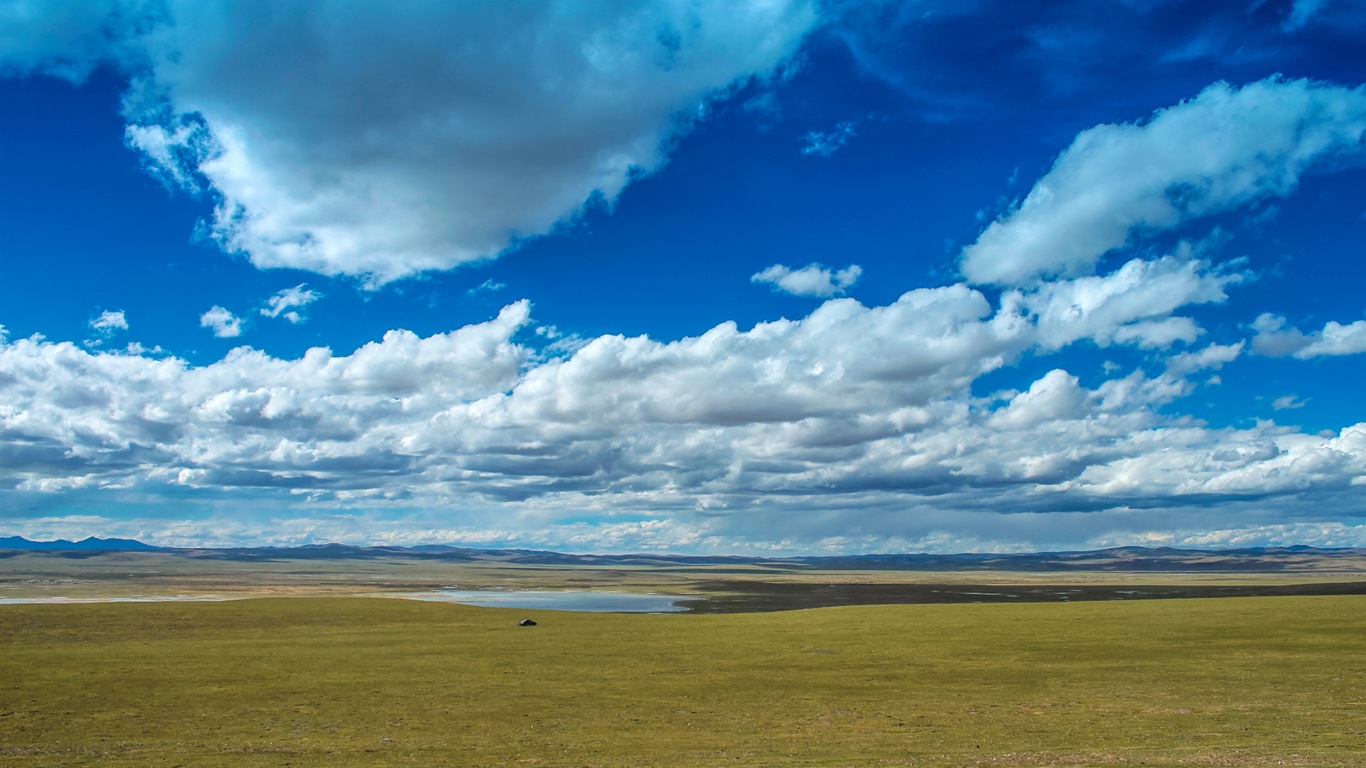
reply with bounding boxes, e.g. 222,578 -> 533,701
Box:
405,589 -> 690,613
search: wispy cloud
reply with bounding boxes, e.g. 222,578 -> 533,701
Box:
467,279 -> 507,297
800,120 -> 857,157
1273,394 -> 1308,411
260,284 -> 321,324
1283,0 -> 1327,32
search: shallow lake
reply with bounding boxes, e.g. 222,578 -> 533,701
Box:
404,589 -> 691,613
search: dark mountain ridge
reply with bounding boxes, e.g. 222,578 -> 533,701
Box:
0,536 -> 159,552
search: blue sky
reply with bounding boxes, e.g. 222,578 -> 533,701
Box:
1,0 -> 1364,553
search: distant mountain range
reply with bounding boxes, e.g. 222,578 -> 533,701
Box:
1,536 -> 1361,572
0,536 -> 159,551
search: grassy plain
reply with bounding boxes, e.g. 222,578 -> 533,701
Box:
3,595 -> 1363,767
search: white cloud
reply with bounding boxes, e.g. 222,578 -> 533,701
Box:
1008,251 -> 1243,350
3,0 -> 819,285
752,263 -> 863,297
1273,394 -> 1307,411
5,290 -> 1364,551
199,306 -> 242,338
987,369 -> 1088,429
260,284 -> 320,324
1073,422 -> 1365,501
1250,313 -> 1310,356
468,279 -> 507,297
1305,320 -> 1366,357
124,341 -> 161,356
124,119 -> 210,192
1165,341 -> 1244,376
89,310 -> 128,335
800,120 -> 857,157
1252,314 -> 1366,358
961,77 -> 1366,286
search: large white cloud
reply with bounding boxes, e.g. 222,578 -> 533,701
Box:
5,289 -> 1363,551
1,0 -> 818,284
961,77 -> 1366,286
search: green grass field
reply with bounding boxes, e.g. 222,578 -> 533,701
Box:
2,596 -> 1362,767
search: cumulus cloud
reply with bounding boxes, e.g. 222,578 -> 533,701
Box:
800,120 -> 857,157
89,309 -> 128,335
961,77 -> 1366,286
1074,421 -> 1365,502
2,0 -> 818,285
1009,251 -> 1244,350
199,305 -> 242,338
260,284 -> 320,324
1252,314 -> 1366,358
5,287 -> 1363,551
752,263 -> 863,297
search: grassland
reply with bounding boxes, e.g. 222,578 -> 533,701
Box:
3,595 -> 1363,767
